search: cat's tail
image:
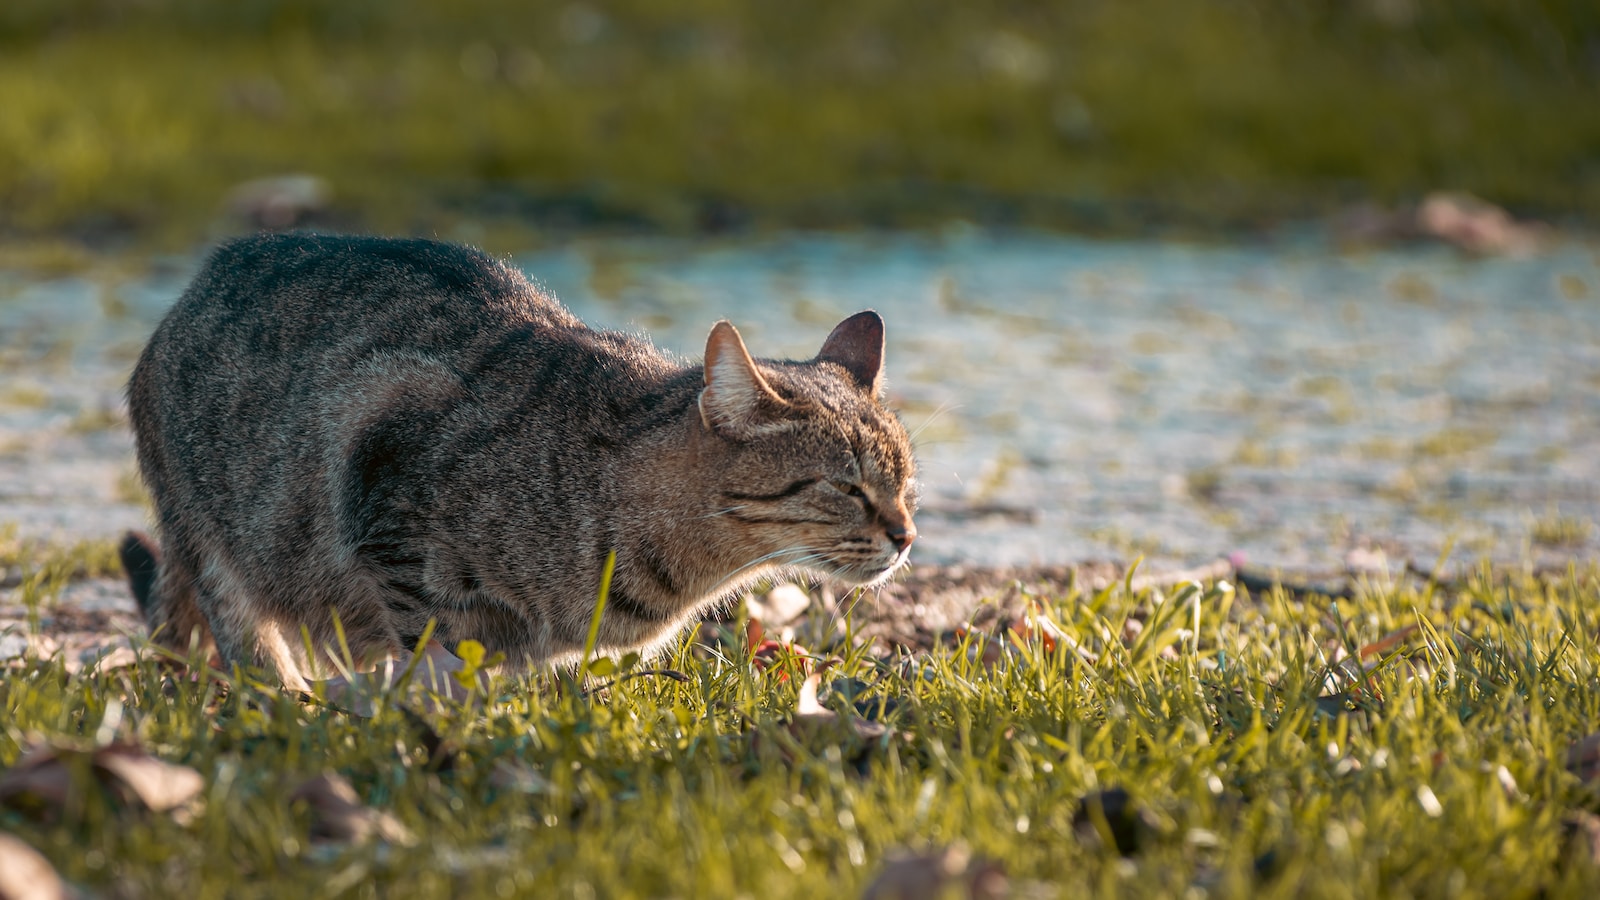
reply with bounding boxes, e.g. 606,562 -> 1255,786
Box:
119,530 -> 214,656
119,530 -> 162,619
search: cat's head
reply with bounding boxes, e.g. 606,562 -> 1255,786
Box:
698,311 -> 919,586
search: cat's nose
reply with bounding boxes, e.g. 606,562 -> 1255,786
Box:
886,523 -> 916,552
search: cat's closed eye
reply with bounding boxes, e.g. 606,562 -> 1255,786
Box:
830,481 -> 875,513
832,481 -> 867,500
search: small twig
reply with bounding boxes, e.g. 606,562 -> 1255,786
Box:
1233,568 -> 1351,601
581,668 -> 691,696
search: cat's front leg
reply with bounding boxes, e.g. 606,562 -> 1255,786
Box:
314,640 -> 490,716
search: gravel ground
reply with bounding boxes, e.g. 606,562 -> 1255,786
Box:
4,229 -> 1598,661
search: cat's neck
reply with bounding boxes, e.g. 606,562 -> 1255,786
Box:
608,404 -> 783,610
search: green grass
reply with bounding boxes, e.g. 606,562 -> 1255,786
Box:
0,0 -> 1596,252
0,525 -> 122,585
6,560 -> 1600,896
1533,512 -> 1593,549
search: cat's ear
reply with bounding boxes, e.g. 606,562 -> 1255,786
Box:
700,320 -> 788,438
817,310 -> 885,396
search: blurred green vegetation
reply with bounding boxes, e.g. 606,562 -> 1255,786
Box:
0,0 -> 1596,246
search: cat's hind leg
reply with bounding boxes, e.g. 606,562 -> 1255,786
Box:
119,530 -> 216,659
186,554 -> 320,692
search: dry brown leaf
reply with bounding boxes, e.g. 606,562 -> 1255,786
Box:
291,772 -> 416,846
1357,624 -> 1419,661
0,832 -> 68,900
860,844 -> 1006,900
794,673 -> 887,737
1072,787 -> 1158,856
84,645 -> 140,674
0,742 -> 203,818
752,640 -> 813,681
0,749 -> 74,813
796,672 -> 829,718
1563,810 -> 1600,868
1567,732 -> 1600,783
1009,604 -> 1064,653
94,745 -> 205,812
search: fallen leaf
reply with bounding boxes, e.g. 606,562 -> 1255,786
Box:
1357,624 -> 1419,661
794,671 -> 833,719
1009,602 -> 1064,652
767,672 -> 893,765
0,742 -> 203,819
0,752 -> 72,815
0,832 -> 69,900
398,707 -> 459,773
860,844 -> 1006,900
83,644 -> 140,673
1568,732 -> 1600,783
94,746 -> 205,812
1563,810 -> 1600,868
291,772 -> 416,846
1072,787 -> 1158,856
1121,618 -> 1144,644
752,640 -> 813,681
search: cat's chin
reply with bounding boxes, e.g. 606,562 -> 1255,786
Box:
829,555 -> 910,589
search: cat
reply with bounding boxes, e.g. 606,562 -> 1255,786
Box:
119,233 -> 918,698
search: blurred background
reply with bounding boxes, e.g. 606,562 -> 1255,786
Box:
1,0 -> 1598,576
1,0 -> 1596,247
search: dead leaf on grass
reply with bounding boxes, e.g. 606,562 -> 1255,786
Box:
792,672 -> 888,741
752,639 -> 813,681
1357,624 -> 1419,661
1563,810 -> 1600,868
1072,787 -> 1159,856
1567,732 -> 1600,783
291,772 -> 416,846
95,746 -> 205,812
397,707 -> 459,773
79,644 -> 140,675
0,741 -> 203,819
754,672 -> 899,768
0,832 -> 70,900
860,843 -> 1006,900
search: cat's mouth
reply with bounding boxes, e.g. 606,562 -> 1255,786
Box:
828,548 -> 911,588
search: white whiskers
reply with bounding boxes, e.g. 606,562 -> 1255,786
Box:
907,401 -> 961,445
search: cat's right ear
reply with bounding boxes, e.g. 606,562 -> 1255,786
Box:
700,320 -> 788,439
817,310 -> 885,397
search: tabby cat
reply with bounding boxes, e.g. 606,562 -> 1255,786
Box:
119,234 -> 918,696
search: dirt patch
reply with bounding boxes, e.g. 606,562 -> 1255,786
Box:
1,577 -> 142,672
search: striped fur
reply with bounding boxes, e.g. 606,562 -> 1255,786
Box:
124,233 -> 918,688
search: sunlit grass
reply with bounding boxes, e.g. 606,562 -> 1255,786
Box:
4,552 -> 1600,896
0,525 -> 122,584
1533,512 -> 1593,549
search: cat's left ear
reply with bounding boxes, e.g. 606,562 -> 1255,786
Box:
817,310 -> 884,397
